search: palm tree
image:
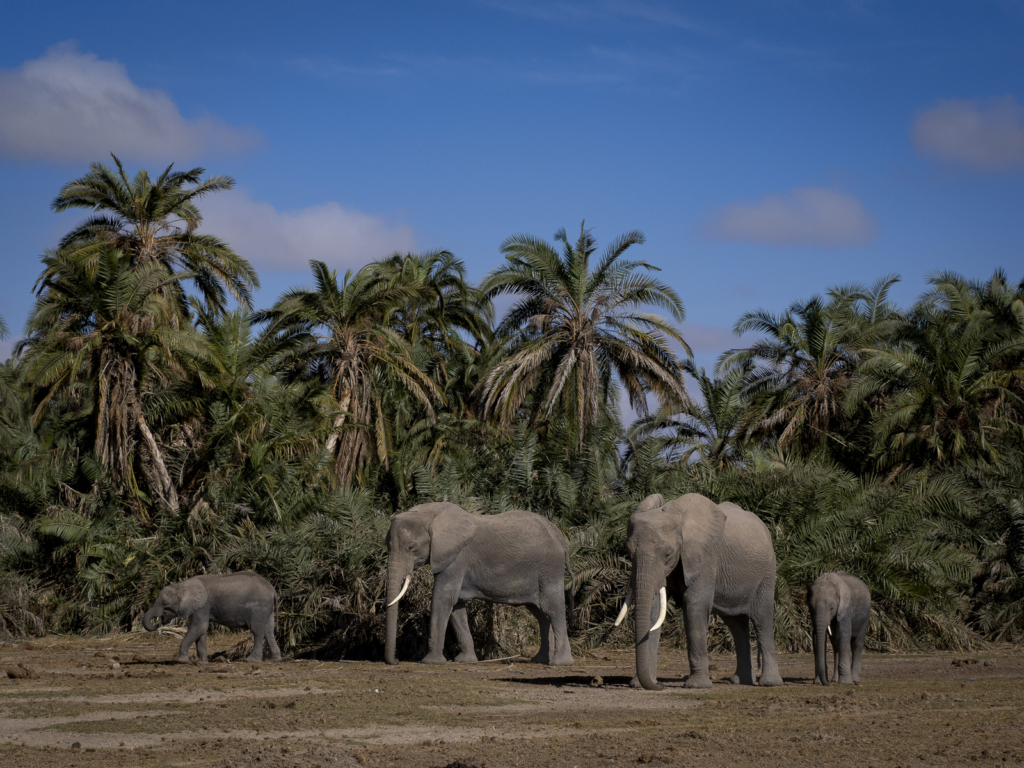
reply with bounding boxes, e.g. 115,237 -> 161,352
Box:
479,222 -> 689,451
719,276 -> 900,455
44,155 -> 259,317
257,260 -> 442,486
643,359 -> 759,469
852,275 -> 1024,468
19,247 -> 209,513
372,250 -> 492,355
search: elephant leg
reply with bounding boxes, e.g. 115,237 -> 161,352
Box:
422,574 -> 460,664
450,602 -> 478,663
835,615 -> 854,684
631,592 -> 664,689
750,577 -> 783,686
722,614 -> 754,685
850,619 -> 867,684
539,581 -> 573,666
196,632 -> 209,664
178,617 -> 208,663
829,622 -> 839,683
676,597 -> 712,688
526,605 -> 552,664
246,626 -> 265,663
265,615 -> 282,662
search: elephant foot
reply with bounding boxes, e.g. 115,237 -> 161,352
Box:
757,670 -> 784,687
175,657 -> 191,664
547,654 -> 574,667
454,651 -> 478,663
728,674 -> 741,685
529,652 -> 550,664
420,652 -> 448,664
245,654 -> 262,663
683,673 -> 713,689
838,676 -> 854,685
629,676 -> 664,691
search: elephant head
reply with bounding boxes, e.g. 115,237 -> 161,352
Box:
142,578 -> 210,632
384,502 -> 478,665
624,493 -> 726,690
808,573 -> 850,686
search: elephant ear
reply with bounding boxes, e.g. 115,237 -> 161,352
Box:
429,504 -> 478,573
634,493 -> 665,514
178,578 -> 210,618
666,493 -> 727,587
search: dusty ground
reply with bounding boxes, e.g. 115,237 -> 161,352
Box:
1,633 -> 1022,767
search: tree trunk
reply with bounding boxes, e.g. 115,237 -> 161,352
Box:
135,404 -> 179,512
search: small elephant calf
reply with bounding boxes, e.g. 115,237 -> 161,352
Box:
143,571 -> 281,663
808,571 -> 871,685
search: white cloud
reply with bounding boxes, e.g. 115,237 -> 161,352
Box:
0,42 -> 261,163
704,187 -> 875,247
201,190 -> 417,273
913,97 -> 1024,172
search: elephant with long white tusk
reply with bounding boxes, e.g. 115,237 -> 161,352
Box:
383,502 -> 575,666
622,492 -> 783,691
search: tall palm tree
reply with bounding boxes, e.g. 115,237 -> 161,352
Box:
372,250 -> 492,355
257,260 -> 442,486
19,247 -> 209,512
719,276 -> 900,454
479,222 -> 689,450
44,155 -> 259,317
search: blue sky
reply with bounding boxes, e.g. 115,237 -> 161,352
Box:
2,0 -> 1023,374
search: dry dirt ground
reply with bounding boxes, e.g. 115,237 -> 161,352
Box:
1,633 -> 1022,768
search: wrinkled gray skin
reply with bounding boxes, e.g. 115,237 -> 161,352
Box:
626,493 -> 783,691
808,571 -> 870,685
384,502 -> 574,666
142,571 -> 281,663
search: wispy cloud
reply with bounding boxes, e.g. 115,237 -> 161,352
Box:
913,96 -> 1024,173
704,187 -> 875,247
0,42 -> 262,163
477,0 -> 705,31
201,190 -> 416,273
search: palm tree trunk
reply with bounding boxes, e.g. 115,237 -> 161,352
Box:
133,400 -> 179,512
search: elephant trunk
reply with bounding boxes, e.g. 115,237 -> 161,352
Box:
142,605 -> 159,632
813,614 -> 831,686
384,560 -> 408,665
633,556 -> 662,691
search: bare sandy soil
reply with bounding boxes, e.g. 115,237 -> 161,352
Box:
1,632 -> 1022,767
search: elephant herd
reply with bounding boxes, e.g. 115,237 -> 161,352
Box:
143,493 -> 871,690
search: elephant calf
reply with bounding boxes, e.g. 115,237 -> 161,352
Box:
384,502 -> 574,666
143,571 -> 281,664
808,571 -> 871,685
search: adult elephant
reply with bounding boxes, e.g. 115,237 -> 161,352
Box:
617,493 -> 783,690
384,502 -> 574,666
142,571 -> 281,663
808,571 -> 871,685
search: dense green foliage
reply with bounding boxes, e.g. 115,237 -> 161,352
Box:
1,158 -> 1022,659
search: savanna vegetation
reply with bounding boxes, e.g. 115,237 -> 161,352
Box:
1,157 -> 1022,659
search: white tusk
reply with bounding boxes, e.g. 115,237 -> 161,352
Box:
650,587 -> 668,632
827,625 -> 832,637
387,575 -> 411,607
614,589 -> 632,627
